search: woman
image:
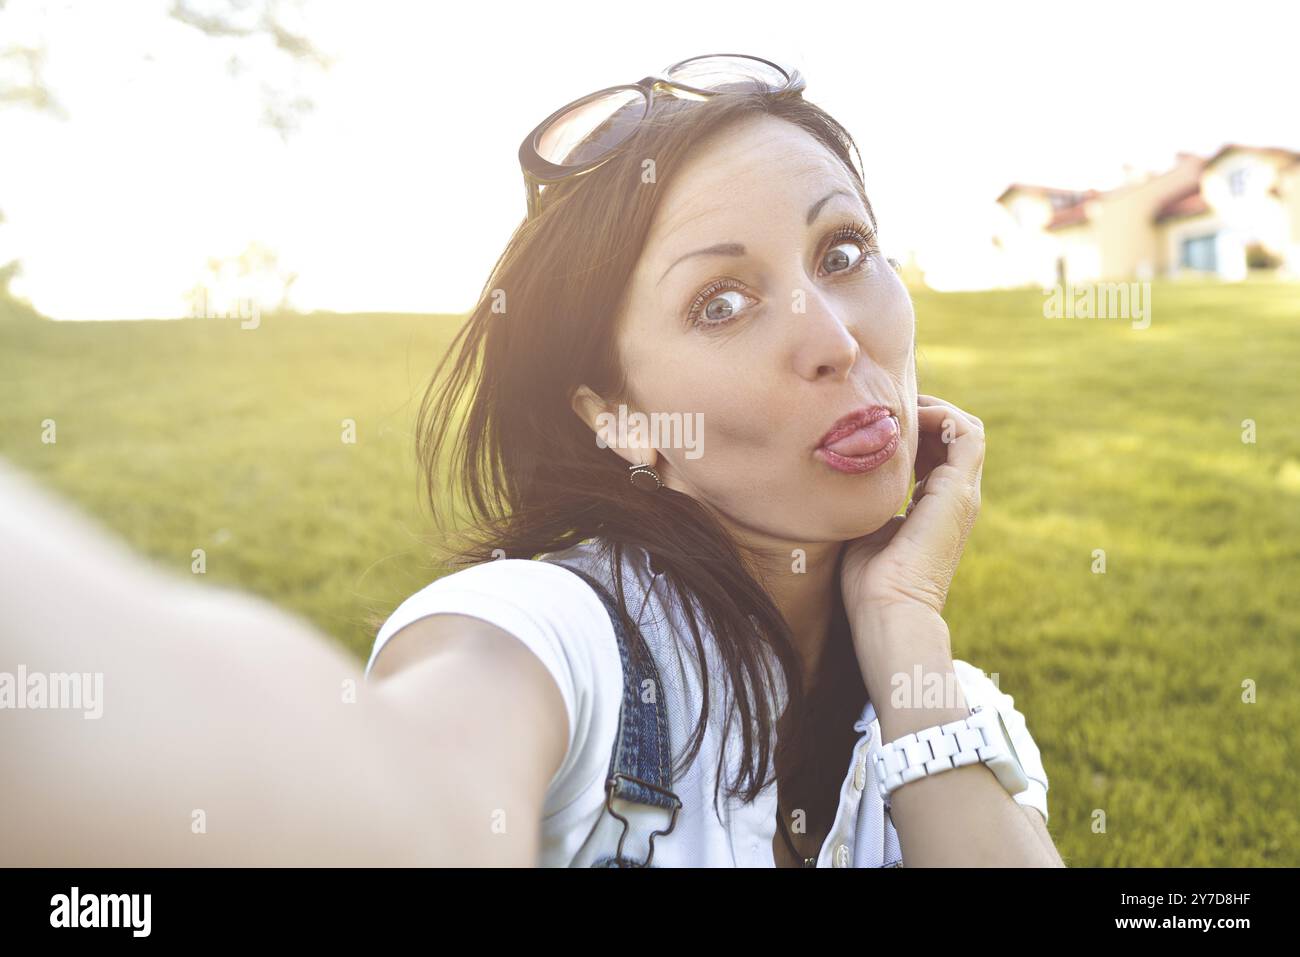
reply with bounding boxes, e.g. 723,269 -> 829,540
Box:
0,54 -> 1062,868
365,54 -> 1062,867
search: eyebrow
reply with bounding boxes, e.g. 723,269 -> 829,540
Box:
657,188 -> 860,286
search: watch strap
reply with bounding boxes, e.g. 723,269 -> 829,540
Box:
868,705 -> 1005,809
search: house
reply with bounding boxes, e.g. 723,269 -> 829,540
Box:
992,144 -> 1300,286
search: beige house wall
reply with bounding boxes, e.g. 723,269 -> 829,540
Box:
1091,156 -> 1203,280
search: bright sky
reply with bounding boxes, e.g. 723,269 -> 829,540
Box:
1,0 -> 1296,319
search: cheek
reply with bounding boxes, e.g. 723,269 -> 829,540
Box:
680,375 -> 774,454
626,340 -> 777,464
866,282 -> 916,364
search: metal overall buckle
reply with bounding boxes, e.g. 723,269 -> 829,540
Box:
604,771 -> 683,867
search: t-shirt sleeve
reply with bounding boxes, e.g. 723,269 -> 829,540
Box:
363,559 -> 623,817
952,659 -> 1050,825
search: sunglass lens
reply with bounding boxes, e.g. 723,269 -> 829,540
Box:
535,88 -> 649,167
666,55 -> 788,92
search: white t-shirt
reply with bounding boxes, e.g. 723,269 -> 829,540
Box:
364,538 -> 1050,867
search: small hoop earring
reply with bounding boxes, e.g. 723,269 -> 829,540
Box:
628,461 -> 662,492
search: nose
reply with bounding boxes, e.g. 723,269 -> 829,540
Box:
792,290 -> 862,382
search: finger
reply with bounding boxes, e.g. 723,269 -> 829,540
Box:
894,408 -> 983,585
905,486 -> 924,517
917,394 -> 982,432
913,423 -> 948,485
914,402 -> 984,488
908,473 -> 930,504
914,398 -> 980,446
915,395 -> 978,429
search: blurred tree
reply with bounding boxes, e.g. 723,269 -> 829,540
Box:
0,0 -> 62,314
0,0 -> 332,132
0,208 -> 35,319
0,30 -> 66,116
166,0 -> 333,141
186,240 -> 299,318
0,0 -> 330,315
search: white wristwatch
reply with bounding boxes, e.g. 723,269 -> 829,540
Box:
868,704 -> 1029,811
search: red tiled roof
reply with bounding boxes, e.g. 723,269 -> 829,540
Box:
999,145 -> 1297,204
998,184 -> 1098,228
996,183 -> 1087,204
1153,183 -> 1209,224
1046,203 -> 1090,230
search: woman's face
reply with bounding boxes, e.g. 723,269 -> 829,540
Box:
579,113 -> 918,546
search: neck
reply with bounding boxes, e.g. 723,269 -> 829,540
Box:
713,516 -> 846,694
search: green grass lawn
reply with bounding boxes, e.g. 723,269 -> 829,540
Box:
2,280 -> 1297,866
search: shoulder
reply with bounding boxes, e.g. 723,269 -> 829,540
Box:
952,659 -> 1051,824
365,557 -> 625,814
367,559 -> 614,675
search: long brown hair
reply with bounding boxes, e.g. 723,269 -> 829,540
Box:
413,88 -> 877,822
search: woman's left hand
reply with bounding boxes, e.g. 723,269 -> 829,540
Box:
840,394 -> 985,621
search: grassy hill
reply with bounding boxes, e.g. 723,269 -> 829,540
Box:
2,280 -> 1297,866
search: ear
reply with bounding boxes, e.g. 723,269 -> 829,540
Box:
570,385 -> 657,471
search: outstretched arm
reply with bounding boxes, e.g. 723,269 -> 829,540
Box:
0,458 -> 562,866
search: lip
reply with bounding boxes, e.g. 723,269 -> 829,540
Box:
816,404 -> 895,449
814,404 -> 900,475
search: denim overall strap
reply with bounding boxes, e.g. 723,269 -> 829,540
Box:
543,560 -> 682,867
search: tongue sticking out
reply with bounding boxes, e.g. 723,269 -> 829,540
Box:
822,415 -> 898,457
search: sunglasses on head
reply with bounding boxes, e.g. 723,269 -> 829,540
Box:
517,53 -> 806,220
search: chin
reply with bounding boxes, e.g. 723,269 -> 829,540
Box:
868,465 -> 913,522
821,492 -> 905,541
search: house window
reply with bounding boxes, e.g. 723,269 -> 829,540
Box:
1181,233 -> 1218,271
1049,191 -> 1086,210
1228,168 -> 1248,197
